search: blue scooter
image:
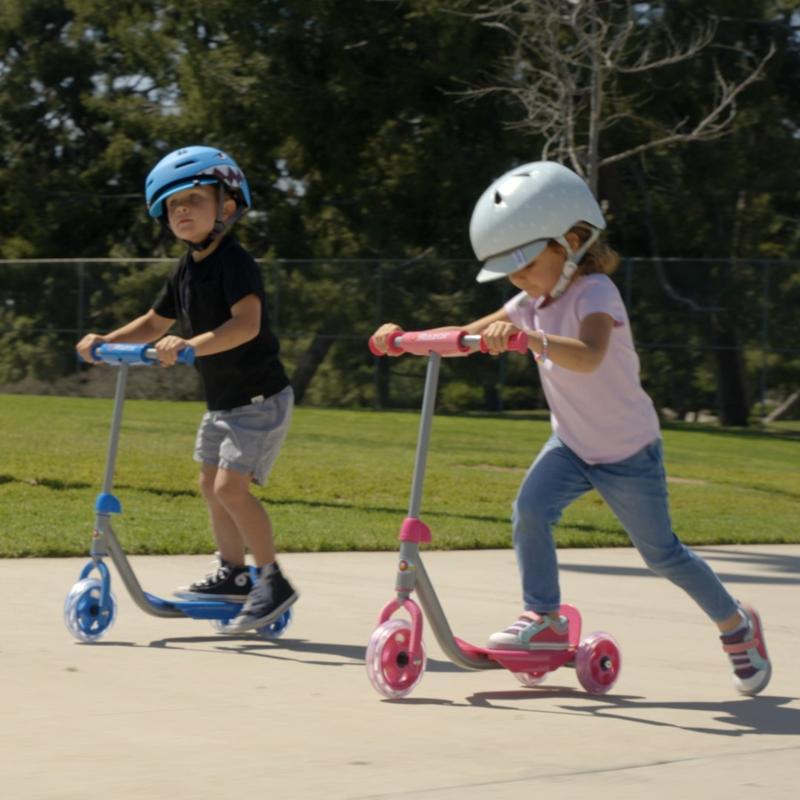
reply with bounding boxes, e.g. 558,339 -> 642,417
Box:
64,343 -> 292,642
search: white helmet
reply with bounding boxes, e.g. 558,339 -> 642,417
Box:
470,161 -> 606,295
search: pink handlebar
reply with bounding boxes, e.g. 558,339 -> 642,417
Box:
369,330 -> 529,357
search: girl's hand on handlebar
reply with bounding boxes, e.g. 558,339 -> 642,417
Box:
482,321 -> 526,355
76,333 -> 108,363
370,323 -> 403,356
154,335 -> 190,367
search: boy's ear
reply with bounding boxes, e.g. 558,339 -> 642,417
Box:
222,196 -> 238,221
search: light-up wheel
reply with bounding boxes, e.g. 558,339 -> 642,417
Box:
366,619 -> 426,699
514,671 -> 547,687
575,632 -> 621,694
210,608 -> 293,638
64,578 -> 117,643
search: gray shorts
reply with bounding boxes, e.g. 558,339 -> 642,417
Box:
193,385 -> 294,485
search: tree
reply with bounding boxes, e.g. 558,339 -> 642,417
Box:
0,1 -> 796,413
458,0 -> 783,424
0,1 -> 523,403
152,0 -> 521,402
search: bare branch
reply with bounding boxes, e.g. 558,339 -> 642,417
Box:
599,41 -> 776,168
455,0 -> 777,189
617,19 -> 718,74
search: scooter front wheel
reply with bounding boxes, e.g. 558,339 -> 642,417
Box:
366,619 -> 426,699
575,632 -> 621,694
64,578 -> 117,643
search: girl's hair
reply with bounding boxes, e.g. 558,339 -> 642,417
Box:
569,224 -> 620,275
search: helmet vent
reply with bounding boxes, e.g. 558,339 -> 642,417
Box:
175,159 -> 197,169
494,191 -> 504,206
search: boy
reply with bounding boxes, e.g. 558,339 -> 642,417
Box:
76,145 -> 298,632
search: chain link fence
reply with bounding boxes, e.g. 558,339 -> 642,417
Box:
1,257 -> 798,420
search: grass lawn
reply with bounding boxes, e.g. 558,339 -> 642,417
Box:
1,394 -> 798,557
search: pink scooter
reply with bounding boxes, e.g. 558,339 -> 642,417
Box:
366,330 -> 622,698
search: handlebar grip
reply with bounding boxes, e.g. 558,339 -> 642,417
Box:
478,331 -> 529,354
143,346 -> 195,365
87,342 -> 104,362
369,330 -> 406,357
386,330 -> 405,355
508,331 -> 530,353
174,347 -> 196,366
83,343 -> 102,363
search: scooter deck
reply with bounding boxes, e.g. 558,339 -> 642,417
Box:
143,591 -> 244,620
452,603 -> 583,673
455,638 -> 576,672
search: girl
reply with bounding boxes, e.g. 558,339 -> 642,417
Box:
371,161 -> 771,695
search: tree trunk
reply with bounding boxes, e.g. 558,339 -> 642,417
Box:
375,357 -> 391,409
710,313 -> 750,426
290,333 -> 334,405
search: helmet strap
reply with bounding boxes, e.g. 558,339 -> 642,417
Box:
549,229 -> 600,300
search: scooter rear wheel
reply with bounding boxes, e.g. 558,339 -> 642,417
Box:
366,619 -> 426,699
514,671 -> 547,687
256,608 -> 293,639
64,578 -> 117,643
575,632 -> 621,694
210,608 -> 293,638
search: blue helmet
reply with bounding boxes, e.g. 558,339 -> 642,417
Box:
145,146 -> 252,220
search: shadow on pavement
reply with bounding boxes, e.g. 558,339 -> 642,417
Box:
459,690 -> 800,736
78,634 -> 465,672
387,690 -> 800,738
73,634 -> 800,737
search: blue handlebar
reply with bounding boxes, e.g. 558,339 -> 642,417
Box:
90,343 -> 195,366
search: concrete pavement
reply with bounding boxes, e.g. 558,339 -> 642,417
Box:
1,545 -> 798,799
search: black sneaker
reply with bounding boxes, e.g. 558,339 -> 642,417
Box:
173,559 -> 253,602
224,564 -> 298,632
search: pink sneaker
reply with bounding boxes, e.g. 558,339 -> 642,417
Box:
720,604 -> 771,696
487,611 -> 569,651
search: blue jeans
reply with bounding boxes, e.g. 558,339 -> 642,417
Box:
512,435 -> 738,622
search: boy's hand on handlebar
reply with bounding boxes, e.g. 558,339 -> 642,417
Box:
482,321 -> 526,355
154,335 -> 190,367
371,323 -> 404,356
76,333 -> 108,363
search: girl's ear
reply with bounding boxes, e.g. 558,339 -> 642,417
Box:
564,230 -> 582,253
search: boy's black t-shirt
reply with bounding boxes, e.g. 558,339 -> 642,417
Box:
152,236 -> 289,411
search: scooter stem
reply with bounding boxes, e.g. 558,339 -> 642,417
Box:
101,365 -> 129,494
408,352 -> 440,517
397,350 -> 500,671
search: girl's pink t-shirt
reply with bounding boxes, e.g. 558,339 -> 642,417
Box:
505,273 -> 660,464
